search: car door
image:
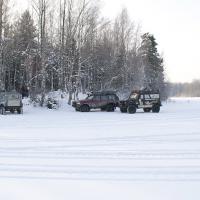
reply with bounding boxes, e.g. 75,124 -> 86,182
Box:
100,95 -> 109,107
84,95 -> 93,108
92,95 -> 101,108
143,94 -> 151,106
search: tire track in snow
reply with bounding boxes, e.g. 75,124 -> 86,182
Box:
1,131 -> 200,143
1,167 -> 200,181
1,151 -> 200,160
1,132 -> 200,151
1,163 -> 200,181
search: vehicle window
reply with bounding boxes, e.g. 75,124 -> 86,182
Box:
114,95 -> 119,101
108,95 -> 115,100
7,94 -> 19,100
93,95 -> 101,101
101,95 -> 108,101
144,94 -> 150,99
130,93 -> 138,99
150,94 -> 159,98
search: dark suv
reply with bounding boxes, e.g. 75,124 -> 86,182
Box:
119,89 -> 161,114
72,91 -> 119,112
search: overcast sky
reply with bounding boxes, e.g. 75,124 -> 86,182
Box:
13,0 -> 200,83
102,0 -> 200,83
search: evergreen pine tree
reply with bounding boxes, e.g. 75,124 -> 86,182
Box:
139,33 -> 165,95
14,10 -> 37,51
1,10 -> 37,92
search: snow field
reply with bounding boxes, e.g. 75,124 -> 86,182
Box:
0,98 -> 200,200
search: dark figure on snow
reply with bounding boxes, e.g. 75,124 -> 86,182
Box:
21,85 -> 29,98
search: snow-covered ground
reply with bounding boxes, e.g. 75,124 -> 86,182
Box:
0,98 -> 200,200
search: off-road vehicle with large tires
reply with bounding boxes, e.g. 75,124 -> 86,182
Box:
119,90 -> 161,114
0,91 -> 23,115
72,91 -> 119,112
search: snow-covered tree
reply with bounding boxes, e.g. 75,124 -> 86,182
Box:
11,10 -> 37,91
0,0 -> 9,90
138,33 -> 165,95
0,1 -> 168,103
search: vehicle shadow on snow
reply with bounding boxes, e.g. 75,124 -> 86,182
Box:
75,109 -> 164,114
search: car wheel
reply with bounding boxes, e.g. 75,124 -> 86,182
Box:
0,106 -> 5,115
75,108 -> 80,111
106,104 -> 115,112
10,109 -> 15,114
152,105 -> 160,113
80,105 -> 90,112
17,108 -> 23,114
120,107 -> 127,113
127,105 -> 136,114
143,108 -> 151,112
101,107 -> 106,111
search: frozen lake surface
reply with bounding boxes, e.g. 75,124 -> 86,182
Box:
0,98 -> 200,200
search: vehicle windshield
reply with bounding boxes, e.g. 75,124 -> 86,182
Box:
7,94 -> 19,100
86,95 -> 93,100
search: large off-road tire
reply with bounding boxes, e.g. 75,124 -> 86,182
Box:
80,105 -> 90,112
17,107 -> 23,114
10,109 -> 15,114
152,105 -> 160,113
47,103 -> 53,109
143,108 -> 151,113
106,104 -> 115,112
101,107 -> 106,111
127,105 -> 136,114
0,106 -> 5,115
75,107 -> 80,112
120,107 -> 127,113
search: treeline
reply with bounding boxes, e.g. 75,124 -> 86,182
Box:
0,0 -> 166,105
169,80 -> 200,97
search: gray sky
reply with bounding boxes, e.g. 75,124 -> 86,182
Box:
13,0 -> 200,83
